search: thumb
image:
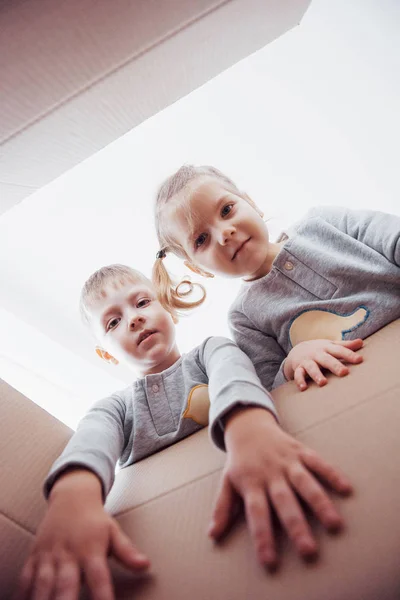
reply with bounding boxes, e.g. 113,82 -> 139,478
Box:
208,473 -> 237,540
110,521 -> 150,570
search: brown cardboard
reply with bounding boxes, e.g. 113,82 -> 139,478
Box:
1,320 -> 399,598
0,0 -> 310,213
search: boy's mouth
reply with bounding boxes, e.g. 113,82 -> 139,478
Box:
137,330 -> 157,346
232,238 -> 251,261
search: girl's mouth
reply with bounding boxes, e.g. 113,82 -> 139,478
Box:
232,238 -> 251,261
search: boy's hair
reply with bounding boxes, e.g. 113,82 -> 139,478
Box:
152,164 -> 240,315
80,264 -> 151,325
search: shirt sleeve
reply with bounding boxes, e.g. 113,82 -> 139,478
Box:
271,361 -> 289,389
229,308 -> 288,392
307,206 -> 400,267
199,336 -> 278,451
43,394 -> 127,501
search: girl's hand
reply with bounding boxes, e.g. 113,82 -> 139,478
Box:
208,408 -> 353,569
284,338 -> 364,391
13,470 -> 150,600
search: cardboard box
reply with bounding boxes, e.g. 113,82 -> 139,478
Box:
1,320 -> 400,598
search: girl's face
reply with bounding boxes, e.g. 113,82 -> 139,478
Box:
169,178 -> 277,280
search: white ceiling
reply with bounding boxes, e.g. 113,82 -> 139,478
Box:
1,0 -> 399,429
0,0 -> 310,214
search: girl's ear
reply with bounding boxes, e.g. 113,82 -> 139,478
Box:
183,260 -> 214,279
95,346 -> 119,365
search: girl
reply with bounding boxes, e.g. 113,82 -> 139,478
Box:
153,165 -> 400,392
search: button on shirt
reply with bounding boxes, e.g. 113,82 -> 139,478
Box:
229,206 -> 400,391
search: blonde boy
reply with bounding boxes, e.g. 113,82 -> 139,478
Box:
15,265 -> 352,600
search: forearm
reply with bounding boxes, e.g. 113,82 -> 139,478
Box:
202,337 -> 278,450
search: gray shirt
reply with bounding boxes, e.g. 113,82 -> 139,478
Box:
44,336 -> 276,499
229,206 -> 400,391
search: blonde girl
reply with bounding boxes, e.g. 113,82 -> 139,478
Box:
153,164 -> 400,392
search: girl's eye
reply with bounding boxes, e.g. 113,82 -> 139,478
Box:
194,232 -> 208,249
221,203 -> 233,217
137,298 -> 151,308
106,317 -> 120,332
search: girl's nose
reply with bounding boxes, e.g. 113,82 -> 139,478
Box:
218,225 -> 235,245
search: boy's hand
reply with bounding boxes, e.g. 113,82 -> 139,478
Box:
209,408 -> 353,568
284,338 -> 364,390
14,469 -> 150,600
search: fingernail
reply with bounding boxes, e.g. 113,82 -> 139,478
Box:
135,553 -> 149,562
341,481 -> 353,495
327,518 -> 343,534
263,551 -> 278,570
300,538 -> 318,557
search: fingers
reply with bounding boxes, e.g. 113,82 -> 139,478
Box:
83,555 -> 115,600
294,366 -> 308,391
336,338 -> 363,350
208,474 -> 236,540
328,344 -> 363,364
52,558 -> 80,600
14,553 -> 80,600
13,556 -> 35,600
16,550 -> 117,600
314,352 -> 349,377
243,488 -> 276,567
269,481 -> 318,559
302,360 -> 327,387
110,522 -> 150,570
288,465 -> 343,533
301,448 -> 353,496
32,557 -> 55,600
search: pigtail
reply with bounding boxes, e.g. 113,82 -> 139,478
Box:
152,251 -> 206,318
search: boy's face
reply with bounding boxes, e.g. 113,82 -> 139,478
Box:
89,279 -> 179,376
169,178 -> 275,280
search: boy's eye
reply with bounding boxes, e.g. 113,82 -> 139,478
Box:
194,232 -> 208,249
137,298 -> 151,308
221,203 -> 233,217
106,317 -> 120,332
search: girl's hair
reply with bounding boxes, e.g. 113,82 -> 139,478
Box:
80,264 -> 151,325
152,165 -> 241,316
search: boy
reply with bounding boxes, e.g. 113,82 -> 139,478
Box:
15,265 -> 352,600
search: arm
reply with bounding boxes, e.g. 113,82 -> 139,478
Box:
202,339 -> 353,569
199,336 -> 278,450
44,393 -> 127,500
308,206 -> 400,266
15,395 -> 149,600
208,405 -> 353,569
229,307 -> 287,391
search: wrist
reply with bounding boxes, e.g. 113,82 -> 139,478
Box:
224,406 -> 277,437
49,468 -> 103,506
